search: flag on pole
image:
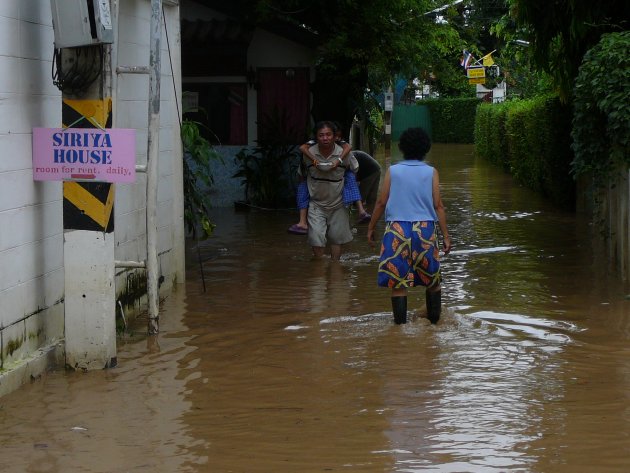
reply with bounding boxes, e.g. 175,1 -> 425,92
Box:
460,50 -> 473,69
482,52 -> 495,67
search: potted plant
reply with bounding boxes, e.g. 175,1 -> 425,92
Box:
232,108 -> 302,209
181,118 -> 223,239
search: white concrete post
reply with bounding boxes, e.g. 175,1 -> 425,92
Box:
64,231 -> 116,369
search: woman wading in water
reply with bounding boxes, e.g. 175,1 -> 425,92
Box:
367,127 -> 452,324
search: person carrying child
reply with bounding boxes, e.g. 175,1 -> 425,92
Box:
287,122 -> 371,235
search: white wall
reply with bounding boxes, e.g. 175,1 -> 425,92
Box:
0,0 -> 184,396
0,0 -> 65,376
112,0 -> 185,303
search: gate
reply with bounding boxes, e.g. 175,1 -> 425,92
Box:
392,105 -> 431,141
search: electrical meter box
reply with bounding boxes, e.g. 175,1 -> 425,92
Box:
384,93 -> 394,111
50,0 -> 114,48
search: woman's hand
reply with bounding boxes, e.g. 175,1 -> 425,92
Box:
367,227 -> 376,248
442,235 -> 452,255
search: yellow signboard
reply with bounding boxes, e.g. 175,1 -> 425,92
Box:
468,77 -> 486,84
467,66 -> 485,79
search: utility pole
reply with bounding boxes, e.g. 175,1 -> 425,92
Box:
383,87 -> 394,167
146,0 -> 163,334
57,44 -> 117,369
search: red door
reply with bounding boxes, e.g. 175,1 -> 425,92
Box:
256,68 -> 310,144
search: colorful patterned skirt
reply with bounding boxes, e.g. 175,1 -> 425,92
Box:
377,221 -> 441,289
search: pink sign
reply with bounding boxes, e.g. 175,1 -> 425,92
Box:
32,128 -> 136,183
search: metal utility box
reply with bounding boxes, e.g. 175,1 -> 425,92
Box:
50,0 -> 114,48
384,93 -> 394,111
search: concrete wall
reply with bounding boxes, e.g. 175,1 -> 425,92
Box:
602,167 -> 630,281
0,0 -> 184,397
112,0 -> 185,304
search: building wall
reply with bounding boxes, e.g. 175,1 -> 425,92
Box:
0,0 -> 184,396
0,1 -> 65,387
112,0 -> 185,305
195,24 -> 316,208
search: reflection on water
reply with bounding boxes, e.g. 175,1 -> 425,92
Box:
1,144 -> 630,472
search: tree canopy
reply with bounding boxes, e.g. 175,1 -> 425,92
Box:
508,0 -> 630,101
239,0 -> 471,128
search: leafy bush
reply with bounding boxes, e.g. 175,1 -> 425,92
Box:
423,98 -> 480,143
571,31 -> 630,187
475,95 -> 575,208
181,119 -> 223,239
233,108 -> 301,208
475,101 -> 509,170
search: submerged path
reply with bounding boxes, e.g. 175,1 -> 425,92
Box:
1,144 -> 630,472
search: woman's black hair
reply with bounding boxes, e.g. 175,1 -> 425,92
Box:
398,127 -> 431,160
314,120 -> 337,134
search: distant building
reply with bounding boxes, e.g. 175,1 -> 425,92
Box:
180,0 -> 318,206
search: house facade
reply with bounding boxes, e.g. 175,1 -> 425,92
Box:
180,0 -> 317,206
0,0 -> 184,396
1,0 -> 317,397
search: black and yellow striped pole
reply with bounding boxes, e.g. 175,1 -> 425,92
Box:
62,76 -> 117,369
62,98 -> 115,232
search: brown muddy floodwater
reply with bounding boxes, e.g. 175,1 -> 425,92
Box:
2,144 -> 630,473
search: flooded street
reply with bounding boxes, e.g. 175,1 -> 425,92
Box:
2,144 -> 630,472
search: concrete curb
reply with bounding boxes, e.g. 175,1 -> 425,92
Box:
0,340 -> 65,398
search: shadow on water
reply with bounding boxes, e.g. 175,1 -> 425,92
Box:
2,144 -> 630,472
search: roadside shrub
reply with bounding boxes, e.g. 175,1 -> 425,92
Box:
475,94 -> 575,208
506,99 -> 541,191
475,101 -> 509,170
423,98 -> 480,143
571,31 -> 630,187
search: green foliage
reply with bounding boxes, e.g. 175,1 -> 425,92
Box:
475,101 -> 509,169
249,0 -> 466,130
181,119 -> 223,239
475,95 -> 575,208
362,93 -> 385,155
424,98 -> 480,143
571,31 -> 630,187
232,108 -> 301,208
252,0 -> 440,93
449,0 -> 509,54
508,0 -> 630,102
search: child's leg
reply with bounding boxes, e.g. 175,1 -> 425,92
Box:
343,171 -> 369,218
355,199 -> 368,216
295,180 -> 309,228
343,171 -> 362,208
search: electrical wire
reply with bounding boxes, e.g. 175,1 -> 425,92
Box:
163,5 -> 182,129
51,45 -> 103,95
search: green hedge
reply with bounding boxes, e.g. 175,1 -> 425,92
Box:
474,101 -> 509,170
423,98 -> 480,143
475,95 -> 575,208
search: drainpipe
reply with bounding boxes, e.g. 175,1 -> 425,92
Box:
146,0 -> 162,334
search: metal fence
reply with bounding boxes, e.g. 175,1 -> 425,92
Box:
392,105 -> 432,141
